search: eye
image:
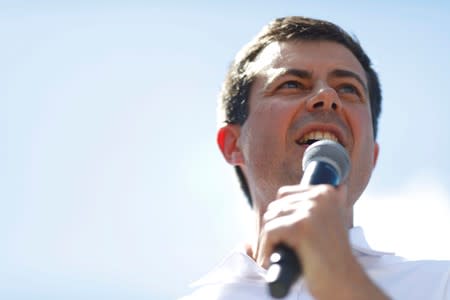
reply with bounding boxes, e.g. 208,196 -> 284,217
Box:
337,84 -> 359,95
279,80 -> 305,89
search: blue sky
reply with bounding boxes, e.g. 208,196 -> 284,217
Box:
2,1 -> 450,299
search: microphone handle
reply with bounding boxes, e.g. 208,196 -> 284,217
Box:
267,244 -> 302,298
267,161 -> 339,298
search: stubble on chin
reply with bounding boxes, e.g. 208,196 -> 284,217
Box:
252,160 -> 302,210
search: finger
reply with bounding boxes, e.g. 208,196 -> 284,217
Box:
263,198 -> 314,223
268,186 -> 315,212
270,184 -> 334,213
257,212 -> 308,268
276,184 -> 309,199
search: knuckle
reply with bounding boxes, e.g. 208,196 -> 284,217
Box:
276,184 -> 302,198
263,208 -> 277,222
317,184 -> 334,193
276,185 -> 291,198
310,184 -> 335,200
267,198 -> 281,210
262,219 -> 278,236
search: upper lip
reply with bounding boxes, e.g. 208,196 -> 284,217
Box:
295,123 -> 348,148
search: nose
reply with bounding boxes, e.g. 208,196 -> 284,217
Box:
306,85 -> 342,112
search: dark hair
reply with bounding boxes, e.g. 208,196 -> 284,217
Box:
218,16 -> 382,206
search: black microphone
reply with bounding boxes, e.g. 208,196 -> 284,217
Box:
267,140 -> 350,298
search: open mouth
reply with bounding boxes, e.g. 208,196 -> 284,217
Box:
296,130 -> 340,146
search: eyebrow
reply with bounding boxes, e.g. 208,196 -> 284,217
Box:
329,69 -> 368,92
264,68 -> 312,90
279,68 -> 312,79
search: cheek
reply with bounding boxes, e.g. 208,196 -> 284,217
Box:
347,121 -> 376,205
240,103 -> 294,159
241,118 -> 279,159
349,106 -> 375,141
350,108 -> 377,172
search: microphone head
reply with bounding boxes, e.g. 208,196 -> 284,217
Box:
302,140 -> 350,183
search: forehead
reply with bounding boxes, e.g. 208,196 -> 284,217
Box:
248,40 -> 367,83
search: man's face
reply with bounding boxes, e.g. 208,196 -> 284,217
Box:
236,40 -> 378,213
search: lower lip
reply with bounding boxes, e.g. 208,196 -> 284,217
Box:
296,142 -> 311,148
296,143 -> 310,155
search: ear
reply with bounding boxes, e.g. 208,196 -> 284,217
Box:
372,142 -> 380,168
217,124 -> 244,165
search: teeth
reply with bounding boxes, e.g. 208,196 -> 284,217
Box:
298,131 -> 338,143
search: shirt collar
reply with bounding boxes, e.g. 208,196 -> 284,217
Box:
191,226 -> 394,287
349,226 -> 395,257
190,246 -> 266,287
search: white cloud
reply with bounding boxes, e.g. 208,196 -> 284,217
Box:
355,174 -> 450,260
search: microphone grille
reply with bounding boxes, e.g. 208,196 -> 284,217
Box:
302,140 -> 350,182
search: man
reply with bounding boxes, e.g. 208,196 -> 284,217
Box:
181,16 -> 450,299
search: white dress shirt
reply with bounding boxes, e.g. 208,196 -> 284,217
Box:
180,227 -> 450,299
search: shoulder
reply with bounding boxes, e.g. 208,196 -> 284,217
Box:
178,248 -> 269,300
368,257 -> 450,299
177,282 -> 269,300
369,255 -> 450,281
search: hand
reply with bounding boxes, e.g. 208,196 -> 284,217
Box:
254,184 -> 389,299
